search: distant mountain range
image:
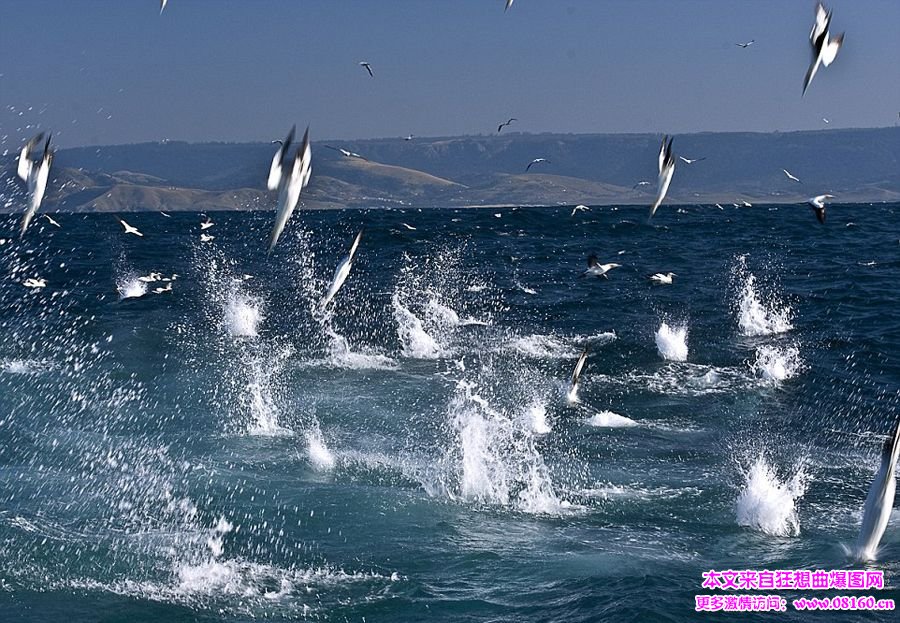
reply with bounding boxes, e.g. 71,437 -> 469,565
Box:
2,127 -> 898,213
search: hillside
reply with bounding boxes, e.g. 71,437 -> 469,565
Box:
1,127 -> 898,212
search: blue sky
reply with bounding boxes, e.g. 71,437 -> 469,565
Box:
1,0 -> 898,148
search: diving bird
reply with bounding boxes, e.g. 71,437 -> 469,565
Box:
17,132 -> 54,235
42,214 -> 61,228
268,126 -> 312,253
320,230 -> 363,309
404,134 -> 414,141
580,255 -> 620,279
649,272 -> 676,285
116,217 -> 143,237
803,2 -> 844,96
735,39 -> 755,48
678,156 -> 705,165
505,0 -> 514,11
497,118 -> 517,133
783,168 -> 802,183
855,420 -> 900,561
822,117 -> 830,124
571,204 -> 589,216
359,61 -> 374,77
807,194 -> 833,224
160,0 -> 167,14
525,158 -> 549,172
566,349 -> 588,404
650,135 -> 675,219
267,125 -> 295,191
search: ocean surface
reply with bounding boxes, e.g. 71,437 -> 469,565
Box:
1,204 -> 898,622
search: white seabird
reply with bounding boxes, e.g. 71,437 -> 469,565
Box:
359,61 -> 374,77
807,193 -> 833,224
566,349 -> 588,404
160,0 -> 168,14
678,156 -> 706,164
320,230 -> 363,309
267,125 -> 295,191
42,214 -> 61,228
200,233 -> 215,242
580,255 -> 620,279
116,217 -> 143,237
855,420 -> 900,561
505,0 -> 514,11
138,272 -> 163,283
268,125 -> 312,253
17,132 -> 54,236
525,158 -> 549,172
649,272 -> 676,285
200,218 -> 214,230
650,135 -> 675,219
325,145 -> 366,160
782,168 -> 802,183
632,180 -> 650,190
803,2 -> 844,96
153,283 -> 173,294
23,278 -> 47,289
571,204 -> 589,216
735,39 -> 755,48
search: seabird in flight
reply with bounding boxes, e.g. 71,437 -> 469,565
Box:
359,61 -> 374,77
782,169 -> 802,183
650,135 -> 675,219
116,217 -> 143,237
735,40 -> 755,48
325,145 -> 367,160
497,118 -> 517,133
42,214 -> 61,228
580,255 -> 620,279
678,156 -> 706,164
525,158 -> 549,172
807,194 -> 833,224
571,204 -> 589,216
803,2 -> 844,96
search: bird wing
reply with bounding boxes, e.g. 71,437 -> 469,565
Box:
810,3 -> 830,45
821,32 -> 843,66
587,254 -> 599,268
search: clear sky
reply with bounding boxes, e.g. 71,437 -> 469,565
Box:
1,0 -> 898,149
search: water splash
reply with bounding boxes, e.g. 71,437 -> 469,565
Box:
733,257 -> 793,336
117,276 -> 148,300
735,455 -> 806,537
753,344 -> 803,383
224,291 -> 264,338
306,426 -> 336,471
655,322 -> 688,361
392,293 -> 444,358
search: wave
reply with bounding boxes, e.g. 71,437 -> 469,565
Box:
585,410 -> 638,428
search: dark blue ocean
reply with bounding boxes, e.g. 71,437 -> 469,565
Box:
1,204 -> 898,622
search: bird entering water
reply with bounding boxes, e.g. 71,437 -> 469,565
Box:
807,194 -> 833,224
855,420 -> 900,561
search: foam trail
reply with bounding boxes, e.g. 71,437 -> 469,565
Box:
655,322 -> 688,361
753,345 -> 803,383
224,292 -> 264,338
586,411 -> 638,428
735,455 -> 806,537
244,353 -> 293,436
